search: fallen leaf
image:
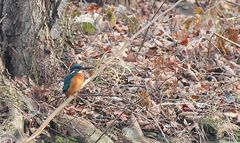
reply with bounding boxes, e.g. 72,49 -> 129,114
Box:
138,90 -> 153,110
182,68 -> 199,81
113,110 -> 129,121
191,95 -> 200,100
179,37 -> 189,46
65,105 -> 77,116
225,28 -> 238,43
87,3 -> 101,13
82,22 -> 97,34
181,103 -> 196,112
145,47 -> 158,58
124,51 -> 137,62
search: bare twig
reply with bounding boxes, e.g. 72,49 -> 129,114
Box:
83,0 -> 184,88
146,110 -> 169,143
214,33 -> 240,48
0,13 -> 7,24
137,0 -> 166,54
23,96 -> 74,142
223,0 -> 240,7
95,97 -> 144,143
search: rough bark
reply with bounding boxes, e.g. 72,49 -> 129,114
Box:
0,0 -> 66,85
0,0 -> 46,77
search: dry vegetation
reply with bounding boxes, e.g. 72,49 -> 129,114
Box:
0,0 -> 240,143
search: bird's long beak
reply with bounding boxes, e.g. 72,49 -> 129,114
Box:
82,67 -> 93,70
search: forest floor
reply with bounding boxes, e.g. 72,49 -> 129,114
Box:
1,0 -> 240,143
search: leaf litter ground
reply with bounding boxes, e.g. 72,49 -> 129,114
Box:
11,0 -> 240,142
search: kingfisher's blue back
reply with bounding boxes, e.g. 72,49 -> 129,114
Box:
63,72 -> 76,94
63,64 -> 85,96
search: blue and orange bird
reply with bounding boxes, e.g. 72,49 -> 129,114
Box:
63,63 -> 91,96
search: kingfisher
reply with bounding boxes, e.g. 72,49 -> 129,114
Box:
63,63 -> 91,96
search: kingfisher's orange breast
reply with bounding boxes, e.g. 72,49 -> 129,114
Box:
65,73 -> 84,96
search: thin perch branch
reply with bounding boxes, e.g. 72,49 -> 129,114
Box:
23,96 -> 74,142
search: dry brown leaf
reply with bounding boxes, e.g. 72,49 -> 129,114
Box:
145,47 -> 158,58
180,103 -> 196,112
179,37 -> 189,46
124,51 -> 137,62
113,110 -> 129,121
86,3 -> 101,13
225,28 -> 239,44
81,108 -> 95,116
114,23 -> 126,33
191,95 -> 200,101
148,102 -> 160,116
138,90 -> 153,110
65,105 -> 77,116
31,87 -> 51,101
182,68 -> 199,82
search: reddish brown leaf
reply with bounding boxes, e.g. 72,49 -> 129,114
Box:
31,87 -> 51,101
191,95 -> 200,100
65,105 -> 77,116
181,104 -> 195,112
225,28 -> 239,43
138,90 -> 153,110
124,52 -> 137,62
113,110 -> 129,121
179,38 -> 189,46
86,4 -> 101,13
145,47 -> 158,58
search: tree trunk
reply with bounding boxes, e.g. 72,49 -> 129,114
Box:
1,0 -> 43,76
0,0 -> 61,85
